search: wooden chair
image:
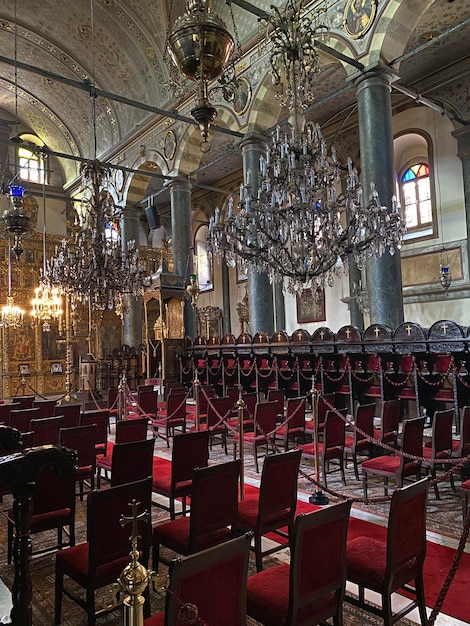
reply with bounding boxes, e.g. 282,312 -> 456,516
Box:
344,402 -> 376,480
10,407 -> 40,433
0,402 -> 20,427
31,416 -> 63,446
60,424 -> 96,500
32,398 -> 57,418
144,533 -> 252,626
7,465 -> 76,563
267,388 -> 285,421
152,430 -> 210,519
152,459 -> 241,570
298,408 -> 347,488
346,478 -> 430,625
247,500 -> 351,626
362,417 -> 425,499
189,396 -> 230,453
422,408 -> 454,498
304,392 -> 336,439
374,398 -> 401,449
55,477 -> 153,626
108,438 -> 155,487
97,416 -> 149,485
238,449 -> 301,571
274,396 -> 307,450
226,391 -> 257,432
11,395 -> 35,409
233,401 -> 278,472
79,409 -> 109,457
137,388 -> 159,419
54,403 -> 81,429
151,393 -> 187,447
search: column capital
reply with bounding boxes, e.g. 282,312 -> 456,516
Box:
165,175 -> 192,193
239,132 -> 268,154
452,123 -> 470,161
348,62 -> 399,94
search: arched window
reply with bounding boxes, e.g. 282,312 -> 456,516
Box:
194,225 -> 213,292
401,163 -> 432,233
18,134 -> 46,184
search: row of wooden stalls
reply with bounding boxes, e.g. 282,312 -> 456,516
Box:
180,320 -> 470,432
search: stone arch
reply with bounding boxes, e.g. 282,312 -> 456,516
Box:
123,156 -> 168,208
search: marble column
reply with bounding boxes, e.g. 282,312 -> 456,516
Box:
273,282 -> 286,332
452,124 -> 470,278
168,176 -> 197,338
221,262 -> 231,335
121,207 -> 142,348
351,64 -> 404,328
240,134 -> 275,335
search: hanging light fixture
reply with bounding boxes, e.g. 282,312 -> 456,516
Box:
185,273 -> 200,308
42,159 -> 149,311
0,184 -> 33,260
439,262 -> 452,293
208,0 -> 405,294
167,0 -> 234,151
31,173 -> 63,331
0,238 -> 24,328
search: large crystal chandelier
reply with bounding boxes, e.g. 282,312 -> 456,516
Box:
0,237 -> 24,328
208,0 -> 405,293
43,160 -> 148,311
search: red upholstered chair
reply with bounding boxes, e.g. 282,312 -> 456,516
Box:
60,424 -> 96,500
247,500 -> 352,626
186,386 -> 216,424
226,391 -> 257,432
274,396 -> 307,450
152,459 -> 241,571
33,398 -> 57,418
298,408 -> 347,488
151,392 -> 187,447
453,405 -> 470,460
190,396 -> 230,453
54,403 -> 81,429
97,416 -> 149,485
10,407 -> 40,433
137,388 -> 159,419
152,430 -> 210,520
346,478 -> 430,625
11,395 -> 35,409
344,402 -> 376,480
80,409 -> 109,457
460,479 -> 470,521
375,399 -> 401,449
108,438 -> 155,487
305,392 -> 335,439
107,387 -> 120,418
55,477 -> 153,626
0,402 -> 20,427
267,388 -> 285,421
7,464 -> 76,564
31,416 -> 63,446
144,533 -> 252,626
233,401 -> 278,472
238,448 -> 301,571
361,416 -> 425,499
422,408 -> 454,498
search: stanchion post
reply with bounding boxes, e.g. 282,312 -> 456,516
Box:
309,375 -> 329,506
194,370 -> 200,431
118,371 -> 127,421
237,388 -> 246,501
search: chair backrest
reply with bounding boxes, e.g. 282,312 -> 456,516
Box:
323,408 -> 346,449
354,403 -> 376,443
32,464 -> 76,518
171,430 -> 210,485
267,389 -> 285,416
197,386 -> 216,415
287,500 -> 352,624
386,478 -> 429,579
163,533 -> 251,626
258,449 -> 301,527
285,397 -> 306,430
401,417 -> 425,459
206,396 -> 229,428
381,399 -> 401,442
54,403 -> 81,429
318,393 -> 336,426
115,417 -> 149,443
242,393 -> 257,421
458,406 -> 470,457
32,399 -> 57,418
87,477 -> 153,570
254,401 -> 278,436
110,438 -> 155,487
0,402 -> 20,427
10,407 -> 41,433
60,424 -> 96,469
226,386 -> 241,413
430,409 -> 454,457
165,381 -> 184,398
138,389 -> 158,415
11,395 -> 35,409
189,459 -> 241,551
166,393 -> 187,420
107,388 -> 119,411
80,409 -> 109,455
31,416 -> 63,446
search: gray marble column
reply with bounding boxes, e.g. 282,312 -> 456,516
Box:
351,64 -> 404,328
221,262 -> 231,335
168,176 -> 197,338
273,282 -> 286,332
452,124 -> 470,278
348,264 -> 364,331
121,207 -> 142,348
240,134 -> 275,335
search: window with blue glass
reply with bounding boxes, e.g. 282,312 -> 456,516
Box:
401,163 -> 433,235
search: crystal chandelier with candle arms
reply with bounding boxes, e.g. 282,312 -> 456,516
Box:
208,0 -> 405,293
0,235 -> 24,328
42,160 -> 149,311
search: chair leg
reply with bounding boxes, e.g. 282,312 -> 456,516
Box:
152,542 -> 160,573
353,452 -> 359,481
363,472 -> 368,500
7,520 -> 13,564
431,468 -> 440,499
54,565 -> 63,624
340,457 -> 346,485
69,520 -> 75,547
382,592 -> 393,626
86,587 -> 96,626
254,534 -> 263,572
415,573 -> 428,626
254,443 -> 260,473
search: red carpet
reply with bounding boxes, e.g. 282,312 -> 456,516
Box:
150,456 -> 469,622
